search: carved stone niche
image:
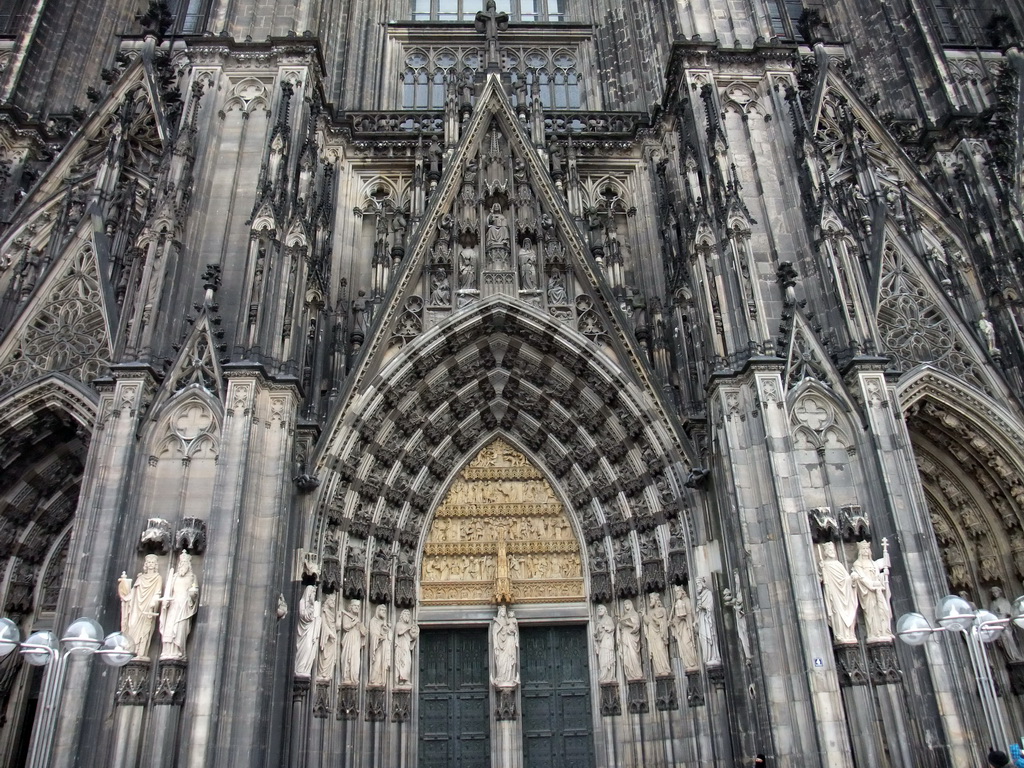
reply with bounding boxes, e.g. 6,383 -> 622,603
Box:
394,549 -> 416,609
867,642 -> 901,685
495,687 -> 517,721
392,690 -> 412,722
369,546 -> 393,605
706,665 -> 725,687
153,659 -> 187,706
626,680 -> 649,714
342,541 -> 366,599
337,684 -> 359,720
685,671 -> 704,707
138,518 -> 172,555
293,677 -> 311,700
313,681 -> 332,718
639,531 -> 665,594
834,644 -> 867,687
366,687 -> 387,721
115,660 -> 150,706
655,675 -> 678,711
599,682 -> 621,716
175,517 -> 207,554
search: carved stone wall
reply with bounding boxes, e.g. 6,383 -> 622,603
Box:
421,438 -> 583,604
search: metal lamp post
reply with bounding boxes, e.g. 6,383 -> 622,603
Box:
896,594 -> 1020,752
0,616 -> 134,768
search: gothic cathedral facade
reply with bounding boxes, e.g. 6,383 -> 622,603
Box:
0,0 -> 1021,766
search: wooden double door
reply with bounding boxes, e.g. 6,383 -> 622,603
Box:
418,624 -> 594,768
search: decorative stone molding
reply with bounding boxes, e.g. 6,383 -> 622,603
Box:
706,665 -> 725,687
655,675 -> 678,711
685,671 -> 704,707
337,684 -> 358,720
153,659 -> 187,705
138,518 -> 173,555
834,644 -> 867,687
626,679 -> 649,713
392,690 -> 411,722
292,677 -> 310,701
866,642 -> 901,685
115,660 -> 150,706
175,517 -> 207,554
313,681 -> 331,718
365,687 -> 386,721
599,682 -> 621,716
495,687 -> 517,721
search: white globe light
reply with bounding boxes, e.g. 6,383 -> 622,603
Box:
935,595 -> 976,632
22,631 -> 57,666
896,612 -> 933,646
974,610 -> 1005,644
98,633 -> 135,667
1012,595 -> 1024,629
0,618 -> 20,658
61,617 -> 103,652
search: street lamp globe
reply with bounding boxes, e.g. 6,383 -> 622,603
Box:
974,610 -> 1004,644
22,631 -> 57,666
0,618 -> 20,658
98,633 -> 135,667
61,617 -> 103,653
1012,595 -> 1024,629
935,594 -> 975,631
896,612 -> 933,646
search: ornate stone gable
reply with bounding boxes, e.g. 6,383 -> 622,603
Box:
0,241 -> 111,394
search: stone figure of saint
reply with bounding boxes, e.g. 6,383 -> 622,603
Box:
486,204 -> 510,270
695,576 -> 722,666
294,585 -> 321,678
159,552 -> 200,660
617,599 -> 644,680
547,272 -> 568,305
394,609 -> 420,687
491,605 -> 520,687
518,238 -> 537,290
818,542 -> 858,644
979,313 -> 1000,357
368,604 -> 392,687
670,585 -> 699,670
430,268 -> 451,306
459,245 -> 478,290
644,594 -> 672,677
316,593 -> 340,681
119,554 -> 164,660
594,605 -> 617,683
722,578 -> 753,665
990,586 -> 1023,662
339,599 -> 368,684
850,540 -> 893,642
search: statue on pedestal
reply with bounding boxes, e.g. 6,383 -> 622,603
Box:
818,541 -> 858,645
394,610 -> 420,686
617,599 -> 644,681
294,585 -> 321,678
644,593 -> 672,676
159,552 -> 199,660
368,604 -> 392,686
670,585 -> 699,670
316,593 -> 339,681
695,576 -> 721,666
850,540 -> 893,642
118,554 -> 164,661
491,605 -> 520,687
339,599 -> 367,684
594,605 -> 616,683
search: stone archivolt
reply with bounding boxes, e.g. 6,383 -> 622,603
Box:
421,438 -> 583,604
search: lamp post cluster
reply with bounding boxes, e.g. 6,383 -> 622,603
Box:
897,594 -> 1024,752
0,617 -> 133,768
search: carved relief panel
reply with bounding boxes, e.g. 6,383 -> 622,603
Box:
421,438 -> 584,604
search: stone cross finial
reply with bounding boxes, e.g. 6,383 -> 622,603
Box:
475,0 -> 509,72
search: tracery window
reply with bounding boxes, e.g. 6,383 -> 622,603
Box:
767,0 -> 833,41
401,44 -> 581,109
410,0 -> 566,22
170,0 -> 209,34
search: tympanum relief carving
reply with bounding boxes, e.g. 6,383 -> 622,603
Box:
420,438 -> 584,604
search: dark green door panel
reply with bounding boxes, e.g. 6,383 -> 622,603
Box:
520,625 -> 595,768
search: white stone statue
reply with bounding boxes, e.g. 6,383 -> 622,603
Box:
644,594 -> 672,677
491,605 -> 520,687
617,599 -> 644,680
670,585 -> 699,670
394,609 -> 420,687
594,605 -> 617,683
518,238 -> 537,290
159,552 -> 199,660
989,586 -> 1023,662
368,604 -> 392,687
850,539 -> 893,642
316,593 -> 339,681
118,554 -> 164,660
818,541 -> 858,644
695,577 -> 722,666
339,599 -> 367,684
294,585 -> 321,678
722,576 -> 753,665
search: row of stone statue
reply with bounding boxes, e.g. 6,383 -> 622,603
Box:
818,539 -> 894,644
294,589 -> 419,688
116,552 -> 200,661
594,582 -> 722,684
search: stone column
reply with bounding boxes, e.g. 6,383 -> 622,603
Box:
110,661 -> 150,768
